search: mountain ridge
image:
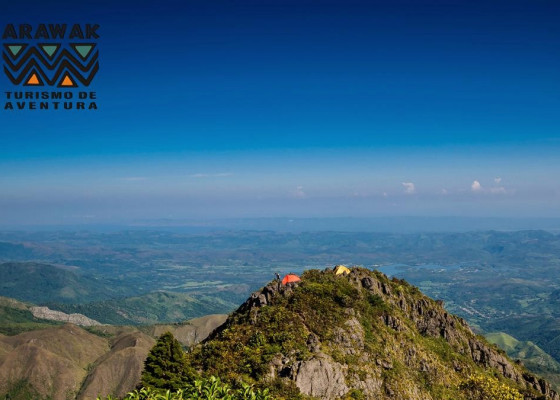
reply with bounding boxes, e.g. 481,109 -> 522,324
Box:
186,268 -> 559,399
0,315 -> 227,400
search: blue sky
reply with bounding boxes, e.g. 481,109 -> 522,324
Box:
1,0 -> 559,225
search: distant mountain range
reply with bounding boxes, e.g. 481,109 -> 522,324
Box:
0,262 -> 238,325
2,230 -> 560,398
4,216 -> 560,233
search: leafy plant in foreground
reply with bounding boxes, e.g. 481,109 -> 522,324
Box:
96,376 -> 272,399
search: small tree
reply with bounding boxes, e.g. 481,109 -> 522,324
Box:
141,332 -> 192,391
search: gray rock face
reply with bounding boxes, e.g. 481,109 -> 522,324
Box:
238,281 -> 294,314
353,268 -> 559,400
293,354 -> 349,399
524,373 -> 560,399
468,338 -> 523,383
220,268 -> 560,400
352,374 -> 383,397
30,306 -> 103,327
267,351 -> 349,399
333,317 -> 364,355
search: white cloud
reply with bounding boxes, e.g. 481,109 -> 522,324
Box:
293,185 -> 306,199
494,177 -> 502,184
402,182 -> 415,194
471,180 -> 482,192
471,179 -> 508,194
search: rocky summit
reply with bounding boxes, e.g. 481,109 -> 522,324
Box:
186,268 -> 559,399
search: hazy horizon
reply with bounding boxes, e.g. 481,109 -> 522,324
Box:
1,216 -> 560,234
2,0 -> 559,226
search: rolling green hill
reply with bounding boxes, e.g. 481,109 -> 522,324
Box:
0,262 -> 118,304
486,332 -> 560,391
0,262 -> 237,326
50,291 -> 237,325
0,242 -> 37,260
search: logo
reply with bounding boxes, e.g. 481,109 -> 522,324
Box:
2,24 -> 99,110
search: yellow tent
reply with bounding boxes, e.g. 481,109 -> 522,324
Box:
334,265 -> 350,275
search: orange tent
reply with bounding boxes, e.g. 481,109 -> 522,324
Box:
282,274 -> 301,285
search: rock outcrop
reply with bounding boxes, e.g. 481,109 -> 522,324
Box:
31,306 -> 104,327
189,268 -> 560,400
293,354 -> 349,399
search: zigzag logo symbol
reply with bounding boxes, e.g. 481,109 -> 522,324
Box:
2,43 -> 99,87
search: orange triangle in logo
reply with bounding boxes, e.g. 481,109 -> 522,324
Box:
27,73 -> 40,85
60,75 -> 75,86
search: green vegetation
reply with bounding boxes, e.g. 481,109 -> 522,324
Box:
1,379 -> 43,400
51,292 -> 236,325
0,262 -> 115,304
188,270 -> 375,385
183,268 -> 533,399
460,373 -> 523,400
2,230 -> 560,386
485,332 -> 560,391
0,296 -> 60,335
141,332 -> 194,391
123,332 -> 272,400
97,377 -> 271,399
1,264 -> 548,400
485,333 -> 520,353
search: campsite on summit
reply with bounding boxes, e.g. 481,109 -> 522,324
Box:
281,273 -> 301,285
3,264 -> 560,399
1,0 -> 559,399
174,267 -> 557,400
2,230 -> 560,399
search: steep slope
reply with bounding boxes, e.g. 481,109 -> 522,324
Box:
0,324 -> 109,400
0,315 -> 227,400
78,314 -> 227,399
145,314 -> 228,346
77,330 -> 156,399
186,268 -> 559,399
486,332 -> 560,391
